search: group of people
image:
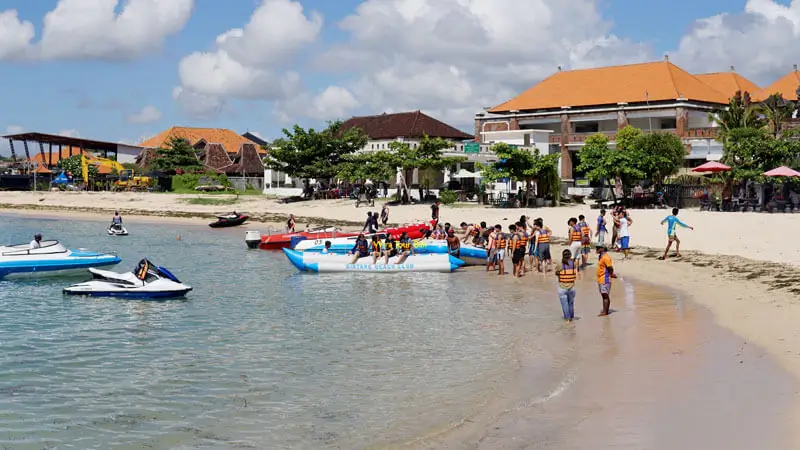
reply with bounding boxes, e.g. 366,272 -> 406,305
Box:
346,231 -> 416,265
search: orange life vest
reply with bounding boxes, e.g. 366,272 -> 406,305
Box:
538,230 -> 551,243
558,262 -> 578,283
570,226 -> 583,242
494,233 -> 506,249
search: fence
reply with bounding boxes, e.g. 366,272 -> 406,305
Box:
229,176 -> 264,192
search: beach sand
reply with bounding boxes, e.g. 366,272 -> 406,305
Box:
3,191 -> 800,446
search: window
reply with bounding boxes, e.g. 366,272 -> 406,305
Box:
660,118 -> 677,129
574,122 -> 599,133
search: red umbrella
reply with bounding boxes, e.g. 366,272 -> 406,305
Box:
763,166 -> 800,177
692,161 -> 731,173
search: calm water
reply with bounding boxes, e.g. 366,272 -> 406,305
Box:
0,214 -> 568,449
0,214 -> 795,449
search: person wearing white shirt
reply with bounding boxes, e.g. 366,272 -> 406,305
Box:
30,233 -> 42,249
617,213 -> 632,259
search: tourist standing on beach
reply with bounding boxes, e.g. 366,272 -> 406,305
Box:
508,224 -> 522,277
486,225 -> 497,272
380,205 -> 389,226
567,218 -> 583,268
618,211 -> 632,259
528,222 -> 540,272
287,214 -> 296,233
362,212 -> 379,234
431,201 -> 440,227
596,209 -> 607,246
534,218 -> 553,274
578,214 -> 592,268
555,249 -> 580,321
660,208 -> 694,260
596,245 -> 616,316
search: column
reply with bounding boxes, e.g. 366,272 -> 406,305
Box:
676,107 -> 688,136
617,110 -> 628,129
474,118 -> 482,143
560,113 -> 572,180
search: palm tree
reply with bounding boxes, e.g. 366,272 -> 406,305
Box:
708,90 -> 764,143
759,93 -> 796,137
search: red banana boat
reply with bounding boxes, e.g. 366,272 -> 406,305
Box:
257,223 -> 432,250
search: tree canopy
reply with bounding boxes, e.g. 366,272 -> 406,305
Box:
337,150 -> 401,183
56,155 -> 98,179
709,91 -> 764,144
479,142 -> 561,199
151,137 -> 204,173
265,121 -> 368,180
387,135 -> 466,191
722,127 -> 800,181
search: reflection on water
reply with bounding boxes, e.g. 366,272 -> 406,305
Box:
0,215 -> 795,449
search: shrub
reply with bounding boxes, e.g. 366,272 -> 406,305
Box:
439,189 -> 458,205
171,172 -> 231,192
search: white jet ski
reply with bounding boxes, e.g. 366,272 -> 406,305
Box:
63,259 -> 192,299
107,223 -> 129,236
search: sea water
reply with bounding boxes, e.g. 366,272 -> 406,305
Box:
0,214 -> 795,449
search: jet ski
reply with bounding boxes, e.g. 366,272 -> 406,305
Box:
107,223 -> 129,236
209,212 -> 249,228
63,258 -> 192,299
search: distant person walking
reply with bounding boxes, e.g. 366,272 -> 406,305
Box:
380,205 -> 389,226
659,208 -> 694,260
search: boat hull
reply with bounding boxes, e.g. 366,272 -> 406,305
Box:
63,286 -> 192,299
259,229 -> 357,250
294,238 -> 488,265
0,251 -> 122,280
283,248 -> 464,273
209,215 -> 249,228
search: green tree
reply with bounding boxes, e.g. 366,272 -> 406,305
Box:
265,121 -> 368,180
56,155 -> 99,180
577,133 -> 644,199
151,137 -> 203,173
709,91 -> 764,144
759,93 -> 795,137
479,143 -> 560,205
337,150 -> 401,183
389,135 -> 465,199
634,132 -> 686,185
723,127 -> 797,181
614,124 -> 643,152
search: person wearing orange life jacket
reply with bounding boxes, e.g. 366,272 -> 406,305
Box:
506,224 -> 521,277
534,218 -> 553,275
513,222 -> 529,277
577,214 -> 592,268
347,233 -> 370,264
555,249 -> 581,321
567,218 -> 583,269
491,225 -> 507,276
460,221 -> 485,245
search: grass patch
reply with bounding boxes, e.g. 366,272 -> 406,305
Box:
169,188 -> 264,196
183,197 -> 239,206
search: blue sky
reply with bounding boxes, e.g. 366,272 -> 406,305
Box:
0,0 -> 795,155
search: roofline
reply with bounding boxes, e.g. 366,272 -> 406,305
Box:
479,101 -> 718,119
3,132 -> 141,149
480,129 -> 554,135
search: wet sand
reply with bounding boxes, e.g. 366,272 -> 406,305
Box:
404,276 -> 797,449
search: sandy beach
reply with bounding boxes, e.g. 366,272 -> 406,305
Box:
3,191 -> 800,446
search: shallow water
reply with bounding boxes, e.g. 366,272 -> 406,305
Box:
0,214 -> 795,449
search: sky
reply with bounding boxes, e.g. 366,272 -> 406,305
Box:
0,0 -> 799,155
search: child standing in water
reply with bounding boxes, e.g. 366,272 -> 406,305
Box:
555,249 -> 580,321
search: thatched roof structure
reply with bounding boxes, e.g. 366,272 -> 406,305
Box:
225,143 -> 264,176
201,143 -> 233,171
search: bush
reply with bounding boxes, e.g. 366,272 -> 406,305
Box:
439,189 -> 458,205
171,172 -> 232,192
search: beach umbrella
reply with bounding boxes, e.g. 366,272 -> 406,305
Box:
763,166 -> 800,177
692,161 -> 731,173
451,168 -> 476,179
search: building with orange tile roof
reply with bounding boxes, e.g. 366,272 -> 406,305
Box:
753,65 -> 800,101
475,57 -> 733,180
695,68 -> 761,100
139,126 -> 266,156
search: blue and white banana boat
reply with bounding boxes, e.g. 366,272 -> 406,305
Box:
0,240 -> 121,279
293,238 -> 488,265
283,248 -> 464,273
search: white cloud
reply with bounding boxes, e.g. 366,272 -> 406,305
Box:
172,86 -> 225,120
58,129 -> 79,138
126,105 -> 162,124
6,125 -> 23,134
671,0 -> 800,85
0,0 -> 193,61
174,0 -> 322,117
275,86 -> 360,122
312,0 -> 649,129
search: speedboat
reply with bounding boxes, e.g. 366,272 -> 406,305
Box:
293,238 -> 487,265
107,224 -> 129,236
0,240 -> 121,279
283,248 -> 464,273
63,259 -> 192,299
209,212 -> 249,228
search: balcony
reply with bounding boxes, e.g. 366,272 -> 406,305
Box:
548,127 -> 718,144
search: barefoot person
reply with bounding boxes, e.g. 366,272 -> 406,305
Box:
595,209 -> 607,246
347,234 -> 370,264
396,232 -> 415,264
618,211 -> 632,259
596,244 -> 617,316
370,235 -> 383,264
534,218 -> 553,275
493,225 -> 507,276
382,233 -> 398,264
567,218 -> 583,268
577,214 -> 592,268
660,208 -> 694,260
555,249 -> 580,322
446,229 -> 461,258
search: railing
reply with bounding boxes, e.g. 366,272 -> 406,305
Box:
548,127 -> 719,144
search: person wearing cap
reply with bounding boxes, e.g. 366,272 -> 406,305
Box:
596,244 -> 617,316
30,233 -> 43,249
